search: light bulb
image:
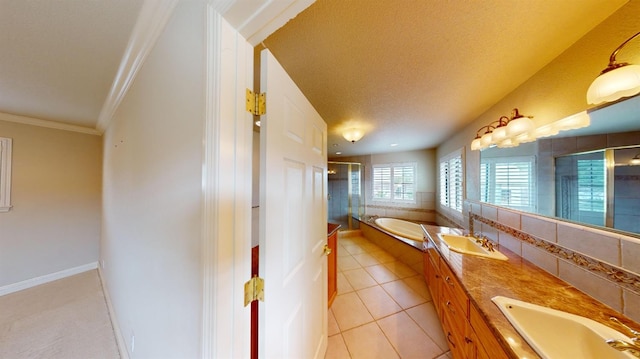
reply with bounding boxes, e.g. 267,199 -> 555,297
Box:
506,116 -> 534,137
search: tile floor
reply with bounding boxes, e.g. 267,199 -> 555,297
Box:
325,232 -> 452,359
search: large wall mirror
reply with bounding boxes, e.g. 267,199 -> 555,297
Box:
480,94 -> 640,237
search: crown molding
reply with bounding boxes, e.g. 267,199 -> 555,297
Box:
96,0 -> 179,134
0,112 -> 101,135
222,0 -> 316,46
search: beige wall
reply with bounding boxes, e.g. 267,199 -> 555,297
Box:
436,1 -> 640,321
0,120 -> 102,287
100,2 -> 205,357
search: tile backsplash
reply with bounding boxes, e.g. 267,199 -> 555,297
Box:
459,200 -> 640,322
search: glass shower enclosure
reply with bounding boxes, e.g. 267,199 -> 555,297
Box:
328,161 -> 365,231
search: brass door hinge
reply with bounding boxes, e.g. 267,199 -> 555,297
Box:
246,89 -> 266,116
244,275 -> 264,306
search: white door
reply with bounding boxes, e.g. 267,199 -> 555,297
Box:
259,49 -> 328,359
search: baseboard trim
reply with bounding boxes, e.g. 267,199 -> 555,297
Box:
98,267 -> 130,359
0,262 -> 98,296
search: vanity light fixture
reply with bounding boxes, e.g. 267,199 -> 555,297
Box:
490,116 -> 511,143
342,128 -> 364,143
552,111 -> 591,132
630,153 -> 640,166
470,110 -> 591,151
470,108 -> 534,150
471,124 -> 496,151
587,31 -> 640,105
505,108 -> 535,137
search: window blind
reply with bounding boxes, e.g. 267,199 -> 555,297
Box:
480,157 -> 535,212
373,166 -> 391,200
439,150 -> 463,212
577,159 -> 605,213
393,165 -> 415,201
373,163 -> 416,202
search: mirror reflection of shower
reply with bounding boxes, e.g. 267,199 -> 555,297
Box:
328,162 -> 365,230
554,145 -> 640,235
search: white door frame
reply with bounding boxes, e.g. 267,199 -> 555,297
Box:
201,5 -> 253,358
95,0 -> 315,358
203,1 -> 317,358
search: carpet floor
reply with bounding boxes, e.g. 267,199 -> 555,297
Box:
0,270 -> 120,359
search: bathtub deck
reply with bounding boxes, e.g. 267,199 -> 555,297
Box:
325,231 -> 452,359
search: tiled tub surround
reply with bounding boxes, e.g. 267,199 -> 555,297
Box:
366,204 -> 436,223
421,224 -> 640,359
357,218 -> 426,274
466,200 -> 640,322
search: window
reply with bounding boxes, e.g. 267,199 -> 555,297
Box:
480,156 -> 536,212
439,149 -> 463,212
0,137 -> 12,212
372,163 -> 416,202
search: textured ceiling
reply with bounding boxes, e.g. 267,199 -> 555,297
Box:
263,0 -> 628,157
0,0 -> 143,128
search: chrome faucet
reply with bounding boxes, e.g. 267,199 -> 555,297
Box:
606,339 -> 640,357
611,317 -> 640,339
474,235 -> 496,252
606,317 -> 640,358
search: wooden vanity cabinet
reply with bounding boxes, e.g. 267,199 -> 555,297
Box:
470,303 -> 509,359
423,250 -> 509,359
439,258 -> 471,359
327,224 -> 339,308
425,247 -> 441,313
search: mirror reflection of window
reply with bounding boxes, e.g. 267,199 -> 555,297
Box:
480,156 -> 536,213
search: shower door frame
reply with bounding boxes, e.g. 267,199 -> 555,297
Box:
328,161 -> 365,230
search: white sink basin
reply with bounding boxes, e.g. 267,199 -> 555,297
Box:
492,296 -> 635,359
437,234 -> 508,260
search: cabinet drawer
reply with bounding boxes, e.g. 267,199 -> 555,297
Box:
440,284 -> 466,334
441,303 -> 467,359
439,258 -> 469,318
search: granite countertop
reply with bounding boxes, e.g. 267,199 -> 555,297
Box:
420,224 -> 639,358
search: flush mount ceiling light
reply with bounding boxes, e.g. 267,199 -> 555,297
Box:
630,153 -> 640,166
587,31 -> 640,105
342,128 -> 364,143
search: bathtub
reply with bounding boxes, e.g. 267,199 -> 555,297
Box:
358,217 -> 425,272
374,218 -> 425,241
